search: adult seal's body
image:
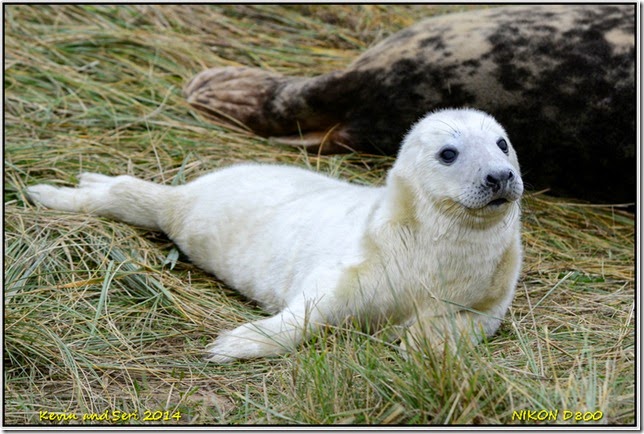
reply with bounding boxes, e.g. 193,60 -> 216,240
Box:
27,109 -> 523,363
185,5 -> 634,204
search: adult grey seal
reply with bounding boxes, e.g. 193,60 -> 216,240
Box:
185,4 -> 635,205
26,109 -> 523,362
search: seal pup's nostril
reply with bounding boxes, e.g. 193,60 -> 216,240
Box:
485,170 -> 514,189
485,174 -> 500,188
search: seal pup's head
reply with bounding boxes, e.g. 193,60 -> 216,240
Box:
391,108 -> 523,220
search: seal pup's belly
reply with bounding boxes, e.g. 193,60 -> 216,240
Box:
162,164 -> 382,313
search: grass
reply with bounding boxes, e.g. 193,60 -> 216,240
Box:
4,4 -> 636,426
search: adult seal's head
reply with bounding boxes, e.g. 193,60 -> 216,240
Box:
390,108 -> 523,222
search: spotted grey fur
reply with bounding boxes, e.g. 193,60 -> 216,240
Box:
185,5 -> 634,204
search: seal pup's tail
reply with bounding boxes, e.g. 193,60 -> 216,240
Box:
25,172 -> 170,231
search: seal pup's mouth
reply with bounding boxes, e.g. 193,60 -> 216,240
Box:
486,198 -> 509,207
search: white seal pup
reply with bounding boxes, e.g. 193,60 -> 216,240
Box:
26,108 -> 523,363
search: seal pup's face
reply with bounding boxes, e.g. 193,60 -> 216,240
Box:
396,108 -> 523,215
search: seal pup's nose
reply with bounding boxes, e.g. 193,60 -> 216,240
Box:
485,169 -> 515,192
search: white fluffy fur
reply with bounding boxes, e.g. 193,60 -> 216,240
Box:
26,108 -> 523,363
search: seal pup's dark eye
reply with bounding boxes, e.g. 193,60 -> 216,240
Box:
438,147 -> 459,164
497,138 -> 509,154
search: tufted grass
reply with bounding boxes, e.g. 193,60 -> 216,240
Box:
4,5 -> 635,426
